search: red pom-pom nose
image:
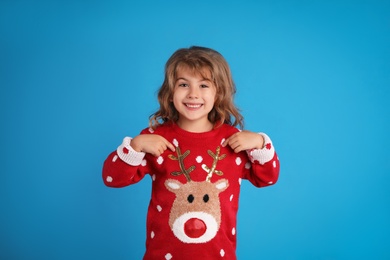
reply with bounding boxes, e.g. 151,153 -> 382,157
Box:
184,218 -> 206,238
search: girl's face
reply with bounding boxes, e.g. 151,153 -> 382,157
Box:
172,66 -> 216,132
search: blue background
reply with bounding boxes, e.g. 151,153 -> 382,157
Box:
1,0 -> 389,259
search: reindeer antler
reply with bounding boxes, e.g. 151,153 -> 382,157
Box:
168,147 -> 195,182
202,146 -> 226,182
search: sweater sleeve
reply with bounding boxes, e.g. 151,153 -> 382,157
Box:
244,133 -> 280,187
102,136 -> 148,188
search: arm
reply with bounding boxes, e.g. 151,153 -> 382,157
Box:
223,131 -> 280,187
102,137 -> 147,188
245,133 -> 280,187
102,133 -> 175,188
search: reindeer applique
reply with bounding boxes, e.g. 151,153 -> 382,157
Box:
165,146 -> 229,244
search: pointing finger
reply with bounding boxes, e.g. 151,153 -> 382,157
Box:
167,141 -> 175,152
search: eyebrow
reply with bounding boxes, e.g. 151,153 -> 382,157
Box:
176,77 -> 212,82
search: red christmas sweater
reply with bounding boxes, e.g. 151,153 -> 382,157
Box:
103,123 -> 280,260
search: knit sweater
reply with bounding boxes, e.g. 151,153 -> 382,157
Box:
102,122 -> 280,260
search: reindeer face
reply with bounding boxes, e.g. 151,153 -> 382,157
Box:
165,179 -> 229,243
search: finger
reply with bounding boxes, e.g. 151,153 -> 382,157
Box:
165,141 -> 176,152
222,138 -> 229,147
222,133 -> 237,147
234,146 -> 244,153
222,137 -> 230,147
232,144 -> 241,153
155,147 -> 164,157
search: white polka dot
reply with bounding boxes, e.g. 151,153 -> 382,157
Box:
173,139 -> 179,147
196,156 -> 203,163
157,205 -> 162,212
268,181 -> 273,184
235,157 -> 242,165
221,138 -> 225,145
112,155 -> 118,162
230,194 -> 234,202
148,128 -> 154,133
220,249 -> 225,257
232,227 -> 236,235
152,174 -> 156,181
238,178 -> 242,185
151,231 -> 155,238
141,159 -> 147,166
165,253 -> 172,260
157,156 -> 164,165
106,176 -> 113,183
245,162 -> 251,169
273,160 -> 277,168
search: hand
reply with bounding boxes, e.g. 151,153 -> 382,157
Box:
131,134 -> 175,157
222,131 -> 264,153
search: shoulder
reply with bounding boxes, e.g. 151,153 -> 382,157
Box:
218,123 -> 240,135
139,123 -> 173,135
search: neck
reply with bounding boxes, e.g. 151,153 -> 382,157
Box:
176,119 -> 214,133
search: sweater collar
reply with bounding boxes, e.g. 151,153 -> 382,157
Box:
169,122 -> 226,139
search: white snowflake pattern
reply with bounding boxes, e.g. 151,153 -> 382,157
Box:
141,159 -> 147,166
245,162 -> 251,169
157,156 -> 164,165
196,156 -> 203,163
235,157 -> 242,165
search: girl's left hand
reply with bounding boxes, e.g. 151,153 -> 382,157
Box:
222,131 -> 264,153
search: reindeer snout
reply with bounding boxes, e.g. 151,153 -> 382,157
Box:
171,212 -> 219,243
184,218 -> 206,238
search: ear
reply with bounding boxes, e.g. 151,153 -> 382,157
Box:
165,179 -> 183,193
214,179 -> 229,192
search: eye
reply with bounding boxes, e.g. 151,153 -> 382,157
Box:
203,194 -> 209,203
187,194 -> 194,203
200,84 -> 209,88
178,83 -> 189,87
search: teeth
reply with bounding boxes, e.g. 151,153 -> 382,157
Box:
186,104 -> 202,108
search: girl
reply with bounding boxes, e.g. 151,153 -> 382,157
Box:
103,46 -> 280,260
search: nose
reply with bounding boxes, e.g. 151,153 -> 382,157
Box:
187,86 -> 199,99
184,218 -> 206,238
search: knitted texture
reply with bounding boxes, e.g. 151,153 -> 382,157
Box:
103,123 -> 280,260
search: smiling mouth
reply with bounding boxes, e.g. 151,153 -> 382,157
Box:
185,103 -> 203,109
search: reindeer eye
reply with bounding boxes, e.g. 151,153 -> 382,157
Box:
203,194 -> 209,203
187,194 -> 194,203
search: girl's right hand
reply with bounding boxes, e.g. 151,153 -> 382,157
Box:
130,134 -> 175,157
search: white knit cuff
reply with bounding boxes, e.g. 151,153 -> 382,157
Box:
116,137 -> 145,166
246,133 -> 275,165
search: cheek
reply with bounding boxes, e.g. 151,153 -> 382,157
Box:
172,93 -> 182,109
210,92 -> 217,104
